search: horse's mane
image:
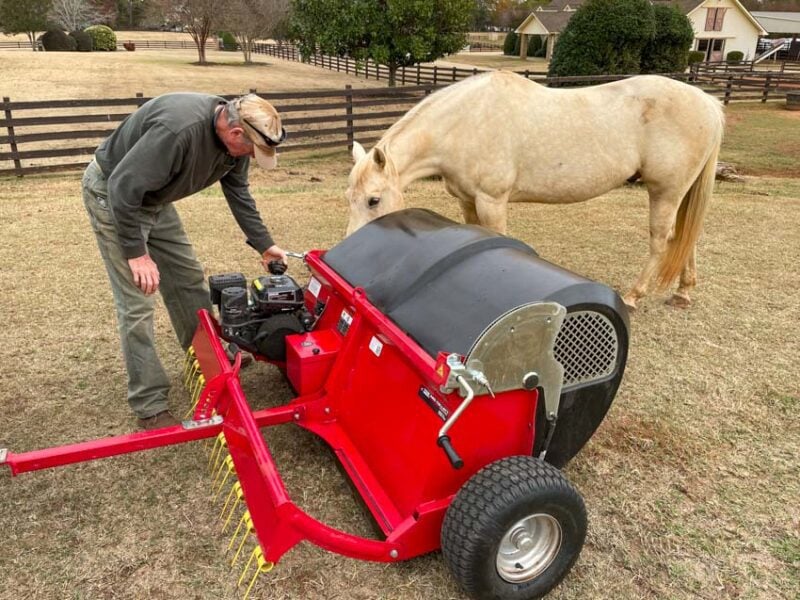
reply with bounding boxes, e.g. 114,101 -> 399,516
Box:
377,71 -> 499,153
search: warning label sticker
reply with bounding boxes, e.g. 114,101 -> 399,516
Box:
418,386 -> 450,421
337,310 -> 353,336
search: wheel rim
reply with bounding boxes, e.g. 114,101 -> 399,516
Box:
495,513 -> 562,583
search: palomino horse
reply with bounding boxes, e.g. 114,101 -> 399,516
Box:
345,71 -> 724,309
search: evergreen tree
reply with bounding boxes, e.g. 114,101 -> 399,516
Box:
548,0 -> 655,77
0,0 -> 53,50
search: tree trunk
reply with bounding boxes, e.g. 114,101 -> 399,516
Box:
27,32 -> 37,51
198,38 -> 206,64
388,63 -> 397,87
242,38 -> 252,63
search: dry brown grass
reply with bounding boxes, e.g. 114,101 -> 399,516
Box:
0,47 -> 384,100
0,142 -> 798,599
0,48 -> 798,600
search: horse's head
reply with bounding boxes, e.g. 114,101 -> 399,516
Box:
345,141 -> 404,236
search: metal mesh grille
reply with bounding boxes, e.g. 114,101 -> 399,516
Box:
555,311 -> 618,388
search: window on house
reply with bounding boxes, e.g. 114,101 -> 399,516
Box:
705,8 -> 727,31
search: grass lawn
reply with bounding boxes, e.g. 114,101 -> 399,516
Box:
0,48 -> 798,600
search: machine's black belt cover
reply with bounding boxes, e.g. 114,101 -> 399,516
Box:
324,209 -> 626,359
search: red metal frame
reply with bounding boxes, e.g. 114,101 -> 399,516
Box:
2,249 -> 540,567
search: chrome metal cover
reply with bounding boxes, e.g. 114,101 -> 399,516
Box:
466,302 -> 566,419
555,310 -> 618,389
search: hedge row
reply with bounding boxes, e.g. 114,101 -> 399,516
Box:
40,25 -> 117,52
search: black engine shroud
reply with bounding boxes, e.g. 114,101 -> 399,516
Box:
208,271 -> 311,361
323,208 -> 630,467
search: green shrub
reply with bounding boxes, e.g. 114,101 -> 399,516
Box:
527,35 -> 541,57
220,31 -> 237,51
503,32 -> 517,56
641,5 -> 694,73
688,50 -> 705,65
69,30 -> 93,52
726,50 -> 744,63
84,25 -> 117,51
42,29 -> 77,51
548,0 -> 655,77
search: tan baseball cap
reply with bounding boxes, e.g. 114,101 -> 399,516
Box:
231,94 -> 286,170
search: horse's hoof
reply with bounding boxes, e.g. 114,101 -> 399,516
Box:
665,294 -> 691,309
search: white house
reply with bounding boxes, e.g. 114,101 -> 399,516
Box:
515,0 -> 767,62
680,0 -> 767,61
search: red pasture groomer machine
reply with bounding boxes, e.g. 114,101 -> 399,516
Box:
2,209 -> 629,599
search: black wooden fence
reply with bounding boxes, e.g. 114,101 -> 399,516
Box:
0,39 -> 217,51
3,62 -> 799,177
0,86 -> 434,177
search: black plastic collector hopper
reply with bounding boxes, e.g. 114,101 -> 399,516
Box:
324,209 -> 629,467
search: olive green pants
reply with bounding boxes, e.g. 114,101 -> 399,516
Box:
82,160 -> 213,419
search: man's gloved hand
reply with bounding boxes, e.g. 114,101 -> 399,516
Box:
261,244 -> 287,271
128,254 -> 160,295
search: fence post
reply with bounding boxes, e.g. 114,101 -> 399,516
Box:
417,63 -> 421,85
433,65 -> 438,86
401,66 -> 406,86
2,96 -> 23,177
473,68 -> 478,78
724,75 -> 733,105
762,72 -> 772,103
345,85 -> 354,151
250,88 -> 257,94
135,92 -> 145,107
452,66 -> 456,82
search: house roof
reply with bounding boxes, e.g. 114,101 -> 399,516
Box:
516,10 -> 574,34
536,0 -> 584,12
751,11 -> 800,34
520,0 -> 767,36
651,0 -> 704,14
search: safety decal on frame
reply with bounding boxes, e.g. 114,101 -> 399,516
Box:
337,310 -> 353,336
418,386 -> 450,421
308,277 -> 322,298
369,336 -> 383,357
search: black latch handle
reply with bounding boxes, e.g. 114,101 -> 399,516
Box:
437,435 -> 464,469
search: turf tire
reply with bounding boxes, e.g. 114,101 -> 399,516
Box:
441,455 -> 586,600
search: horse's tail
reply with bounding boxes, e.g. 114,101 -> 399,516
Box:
655,104 -> 724,290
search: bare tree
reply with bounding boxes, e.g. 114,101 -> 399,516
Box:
49,0 -> 101,31
181,0 -> 225,64
224,0 -> 289,63
150,0 -> 224,64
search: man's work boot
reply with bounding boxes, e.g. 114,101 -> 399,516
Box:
137,410 -> 179,430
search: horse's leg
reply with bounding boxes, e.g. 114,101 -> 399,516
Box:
666,246 -> 697,308
622,190 -> 684,310
474,192 -> 509,234
457,198 -> 480,225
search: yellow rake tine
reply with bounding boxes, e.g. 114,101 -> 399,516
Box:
208,433 -> 227,469
221,484 -> 245,532
211,444 -> 231,479
240,546 -> 274,600
229,511 -> 255,565
213,468 -> 236,501
181,347 -> 196,380
188,375 -> 206,416
184,359 -> 200,388
212,454 -> 234,489
184,373 -> 206,419
220,481 -> 242,520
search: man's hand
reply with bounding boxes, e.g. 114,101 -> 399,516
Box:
261,244 -> 287,271
128,254 -> 160,295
